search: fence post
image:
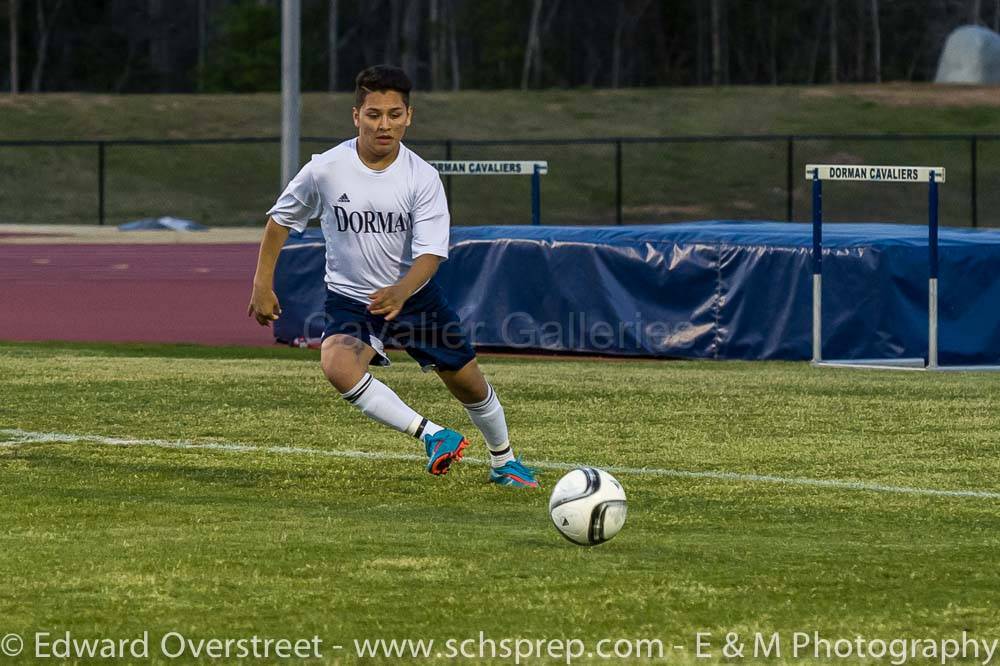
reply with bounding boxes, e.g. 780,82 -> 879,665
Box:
615,139 -> 623,225
970,135 -> 978,228
786,137 -> 794,221
98,141 -> 106,226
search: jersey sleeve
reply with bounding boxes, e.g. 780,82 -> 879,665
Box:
266,161 -> 321,233
410,170 -> 450,260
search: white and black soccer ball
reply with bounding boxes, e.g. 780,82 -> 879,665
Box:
548,467 -> 627,546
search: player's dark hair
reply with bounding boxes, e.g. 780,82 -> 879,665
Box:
355,65 -> 412,108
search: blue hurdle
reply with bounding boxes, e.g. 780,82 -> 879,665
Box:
806,164 -> 1000,372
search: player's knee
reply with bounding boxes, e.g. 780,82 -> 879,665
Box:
321,335 -> 368,391
439,362 -> 489,404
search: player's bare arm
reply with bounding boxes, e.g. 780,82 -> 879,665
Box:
367,253 -> 442,321
248,217 -> 290,326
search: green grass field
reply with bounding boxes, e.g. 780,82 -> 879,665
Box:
2,341 -> 1000,663
2,85 -> 999,227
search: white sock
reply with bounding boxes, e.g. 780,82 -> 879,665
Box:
342,373 -> 442,441
464,384 -> 515,467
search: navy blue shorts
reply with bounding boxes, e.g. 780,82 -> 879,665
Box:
321,281 -> 477,372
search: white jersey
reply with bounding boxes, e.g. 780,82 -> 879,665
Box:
267,138 -> 450,303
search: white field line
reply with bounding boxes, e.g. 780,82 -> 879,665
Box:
3,428 -> 1000,501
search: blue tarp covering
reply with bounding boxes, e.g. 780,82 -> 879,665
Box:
274,221 -> 1000,364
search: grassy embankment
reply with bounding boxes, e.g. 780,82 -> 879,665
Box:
1,85 -> 998,227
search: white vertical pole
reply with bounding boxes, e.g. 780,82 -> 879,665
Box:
281,0 -> 301,189
10,0 -> 19,94
813,274 -> 822,363
928,278 -> 938,369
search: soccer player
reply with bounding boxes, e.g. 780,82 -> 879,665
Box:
248,65 -> 537,488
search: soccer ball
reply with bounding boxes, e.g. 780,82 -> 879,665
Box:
548,467 -> 627,546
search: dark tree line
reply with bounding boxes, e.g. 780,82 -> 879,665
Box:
4,0 -> 999,94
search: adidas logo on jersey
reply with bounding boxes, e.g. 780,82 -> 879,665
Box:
337,193 -> 351,203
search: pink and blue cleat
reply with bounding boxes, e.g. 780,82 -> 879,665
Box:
423,428 -> 469,476
488,458 -> 539,488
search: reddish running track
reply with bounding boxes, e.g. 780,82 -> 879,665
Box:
2,244 -> 277,346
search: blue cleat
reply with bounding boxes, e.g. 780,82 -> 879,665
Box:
424,428 -> 469,476
488,457 -> 539,488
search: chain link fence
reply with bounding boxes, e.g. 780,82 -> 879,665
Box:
1,135 -> 997,228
